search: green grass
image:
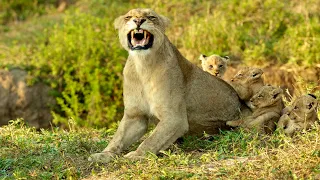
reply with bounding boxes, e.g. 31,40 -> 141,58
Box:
1,119 -> 320,179
0,1 -> 320,179
0,0 -> 319,127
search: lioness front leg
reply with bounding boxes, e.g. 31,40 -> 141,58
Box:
89,113 -> 148,163
125,107 -> 189,159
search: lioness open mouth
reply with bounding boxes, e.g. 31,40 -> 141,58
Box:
127,29 -> 154,50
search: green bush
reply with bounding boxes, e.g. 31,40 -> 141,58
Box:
33,11 -> 127,128
173,0 -> 320,65
0,0 -> 57,25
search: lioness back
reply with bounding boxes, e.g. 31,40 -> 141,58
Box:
174,48 -> 241,134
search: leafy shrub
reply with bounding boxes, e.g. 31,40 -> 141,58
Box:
0,0 -> 57,25
168,0 -> 320,65
33,10 -> 127,128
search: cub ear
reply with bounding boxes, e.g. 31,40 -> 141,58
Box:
223,56 -> 230,63
159,15 -> 170,30
251,68 -> 263,79
114,15 -> 124,30
308,93 -> 317,99
199,54 -> 207,61
272,88 -> 283,99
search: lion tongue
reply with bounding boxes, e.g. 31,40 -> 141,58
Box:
131,30 -> 149,47
132,38 -> 148,47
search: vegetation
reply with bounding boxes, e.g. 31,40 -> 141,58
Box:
0,0 -> 319,179
1,119 -> 320,179
1,0 -> 319,127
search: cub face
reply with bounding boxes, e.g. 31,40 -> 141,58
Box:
278,94 -> 318,136
199,54 -> 229,78
230,67 -> 264,100
250,85 -> 283,109
291,94 -> 318,115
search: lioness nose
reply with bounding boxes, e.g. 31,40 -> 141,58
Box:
133,18 -> 146,27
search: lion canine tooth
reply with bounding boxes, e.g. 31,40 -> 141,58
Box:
131,31 -> 134,38
144,31 -> 147,39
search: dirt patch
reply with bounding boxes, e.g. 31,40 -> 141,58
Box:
0,68 -> 56,128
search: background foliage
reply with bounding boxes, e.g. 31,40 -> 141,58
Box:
0,0 -> 319,128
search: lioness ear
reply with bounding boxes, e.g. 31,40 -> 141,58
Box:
114,15 -> 124,30
159,15 -> 170,30
199,54 -> 207,61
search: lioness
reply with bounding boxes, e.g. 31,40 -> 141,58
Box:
278,94 -> 319,136
88,9 -> 241,163
199,54 -> 229,78
227,85 -> 284,133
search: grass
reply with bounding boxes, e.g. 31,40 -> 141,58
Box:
0,0 -> 319,127
1,119 -> 320,179
0,0 -> 320,179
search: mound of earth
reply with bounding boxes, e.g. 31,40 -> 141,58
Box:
0,68 -> 56,128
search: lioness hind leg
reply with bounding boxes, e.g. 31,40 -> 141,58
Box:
89,114 -> 148,163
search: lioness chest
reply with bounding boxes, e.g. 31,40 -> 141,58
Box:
123,55 -> 185,118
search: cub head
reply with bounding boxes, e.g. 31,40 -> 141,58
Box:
114,8 -> 170,53
292,94 -> 318,114
230,67 -> 264,100
199,54 -> 229,77
250,85 -> 283,108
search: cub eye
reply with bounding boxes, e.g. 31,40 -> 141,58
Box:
252,73 -> 258,77
125,16 -> 132,20
219,65 -> 224,68
209,65 -> 213,69
147,16 -> 157,20
294,106 -> 299,110
258,95 -> 263,98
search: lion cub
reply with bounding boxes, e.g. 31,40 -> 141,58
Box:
278,94 -> 319,136
199,54 -> 229,78
229,67 -> 264,108
227,85 -> 284,133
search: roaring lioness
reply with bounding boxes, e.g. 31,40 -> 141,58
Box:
89,8 -> 241,163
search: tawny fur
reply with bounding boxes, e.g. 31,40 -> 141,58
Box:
278,94 -> 319,136
199,54 -> 229,78
88,8 -> 241,163
227,85 -> 284,133
229,67 -> 265,105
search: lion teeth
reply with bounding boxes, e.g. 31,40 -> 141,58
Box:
144,30 -> 147,39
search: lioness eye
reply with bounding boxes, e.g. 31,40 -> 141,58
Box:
125,16 -> 132,20
209,65 -> 213,69
219,65 -> 223,68
147,16 -> 157,20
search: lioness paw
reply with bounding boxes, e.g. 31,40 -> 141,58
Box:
88,152 -> 116,163
124,151 -> 145,161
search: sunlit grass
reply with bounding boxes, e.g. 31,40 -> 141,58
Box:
1,119 -> 320,179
